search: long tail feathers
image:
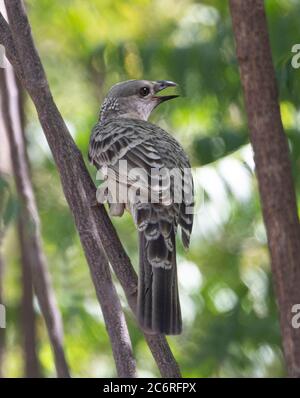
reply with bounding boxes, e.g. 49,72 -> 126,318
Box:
137,230 -> 182,335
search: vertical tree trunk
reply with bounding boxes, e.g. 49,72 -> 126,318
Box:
230,0 -> 300,377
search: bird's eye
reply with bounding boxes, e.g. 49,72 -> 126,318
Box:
139,87 -> 150,97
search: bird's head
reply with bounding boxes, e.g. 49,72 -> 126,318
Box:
99,79 -> 178,122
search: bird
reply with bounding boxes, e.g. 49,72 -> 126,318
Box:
89,80 -> 193,335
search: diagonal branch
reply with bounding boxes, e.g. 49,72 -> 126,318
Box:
0,0 -> 180,377
229,0 -> 300,377
0,17 -> 136,380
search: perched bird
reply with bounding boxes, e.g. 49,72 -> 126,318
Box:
89,80 -> 193,334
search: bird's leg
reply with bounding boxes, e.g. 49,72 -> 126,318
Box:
108,203 -> 125,217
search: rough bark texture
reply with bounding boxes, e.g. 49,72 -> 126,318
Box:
0,0 -> 180,377
230,0 -> 300,377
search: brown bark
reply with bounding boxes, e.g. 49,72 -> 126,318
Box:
0,1 -> 180,377
230,0 -> 300,377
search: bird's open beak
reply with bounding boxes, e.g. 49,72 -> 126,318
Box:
153,80 -> 179,103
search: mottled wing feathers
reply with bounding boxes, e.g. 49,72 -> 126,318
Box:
89,118 -> 194,252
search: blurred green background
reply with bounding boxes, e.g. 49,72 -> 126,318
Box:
1,0 -> 300,377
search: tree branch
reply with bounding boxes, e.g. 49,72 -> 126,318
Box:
230,0 -> 300,377
0,0 -> 180,377
18,215 -> 41,378
11,70 -> 41,378
0,61 -> 71,377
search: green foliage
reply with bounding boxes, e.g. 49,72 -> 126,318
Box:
2,0 -> 300,377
